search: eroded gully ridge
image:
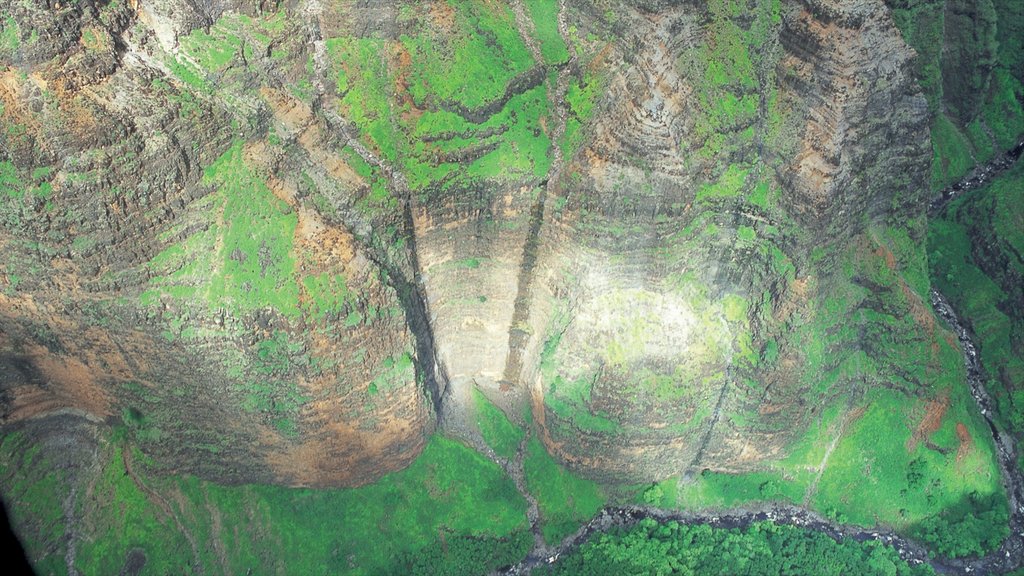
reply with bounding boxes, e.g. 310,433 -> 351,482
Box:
488,0 -> 577,559
301,0 -> 449,414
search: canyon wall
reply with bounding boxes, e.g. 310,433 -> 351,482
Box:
0,0 -> 1015,490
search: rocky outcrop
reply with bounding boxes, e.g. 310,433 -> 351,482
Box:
777,0 -> 931,237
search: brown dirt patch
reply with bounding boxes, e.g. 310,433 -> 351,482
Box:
264,173 -> 297,208
901,282 -> 935,335
262,398 -> 428,487
845,404 -> 868,426
873,244 -> 897,271
7,352 -> 110,421
306,217 -> 357,263
588,43 -> 614,74
60,94 -> 101,142
261,89 -> 366,189
390,42 -> 423,123
955,422 -> 973,463
774,275 -> 811,324
429,1 -> 457,32
0,71 -> 41,134
260,87 -> 314,128
906,393 -> 949,452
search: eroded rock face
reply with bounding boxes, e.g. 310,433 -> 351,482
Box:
0,0 -> 938,487
0,0 -> 433,487
518,0 -> 932,482
778,0 -> 931,236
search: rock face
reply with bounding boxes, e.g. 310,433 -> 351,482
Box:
520,0 -> 933,481
778,0 -> 931,234
0,0 -> 1000,490
0,0 -> 434,487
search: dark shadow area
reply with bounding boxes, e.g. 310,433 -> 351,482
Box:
906,490 -> 1012,563
0,497 -> 36,575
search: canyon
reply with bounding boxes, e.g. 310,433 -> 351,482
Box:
0,0 -> 1022,573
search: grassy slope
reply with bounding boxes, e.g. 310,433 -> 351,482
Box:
140,140 -> 301,318
473,388 -> 524,461
524,0 -> 569,65
929,162 -> 1024,442
524,436 -> 606,544
0,433 -> 530,576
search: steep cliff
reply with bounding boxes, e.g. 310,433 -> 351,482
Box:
0,0 -> 435,487
886,0 -> 1024,187
0,0 -> 1020,572
526,0 -> 936,481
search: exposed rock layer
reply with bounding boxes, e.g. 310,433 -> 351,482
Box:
0,0 -> 1011,488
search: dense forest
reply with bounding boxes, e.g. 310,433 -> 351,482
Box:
536,519 -> 934,576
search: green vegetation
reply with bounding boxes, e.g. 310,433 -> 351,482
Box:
560,71 -> 603,158
8,433 -> 530,575
929,162 -> 1024,440
791,232 -> 1005,549
179,19 -> 247,73
173,11 -> 286,79
473,388 -> 524,460
537,518 -> 935,576
0,160 -> 53,202
669,469 -> 803,509
524,436 -> 606,544
400,3 -> 531,109
324,2 -> 553,199
545,375 -> 621,435
695,163 -> 751,202
930,113 -> 976,190
302,272 -> 357,320
403,84 -> 553,193
394,531 -> 533,576
911,491 -> 1008,558
889,0 -> 1024,191
2,1 -> 1021,572
328,36 -> 401,162
142,141 -> 301,317
634,224 -> 1012,557
367,351 -> 415,396
812,387 -> 1005,540
74,444 -> 194,575
678,0 -> 781,159
236,330 -> 310,435
524,0 -> 569,65
0,433 -> 71,576
539,317 -> 622,435
0,16 -> 20,55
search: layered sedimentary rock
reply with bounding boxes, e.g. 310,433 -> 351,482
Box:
521,0 -> 932,481
0,0 -> 1006,490
0,0 -> 433,487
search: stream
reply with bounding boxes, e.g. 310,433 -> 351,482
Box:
499,145 -> 1024,575
928,139 -> 1024,216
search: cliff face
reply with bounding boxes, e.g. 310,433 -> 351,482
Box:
885,0 -> 1024,188
0,0 -> 999,490
0,0 -> 434,487
523,0 -> 933,481
3,0 -> 1024,572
